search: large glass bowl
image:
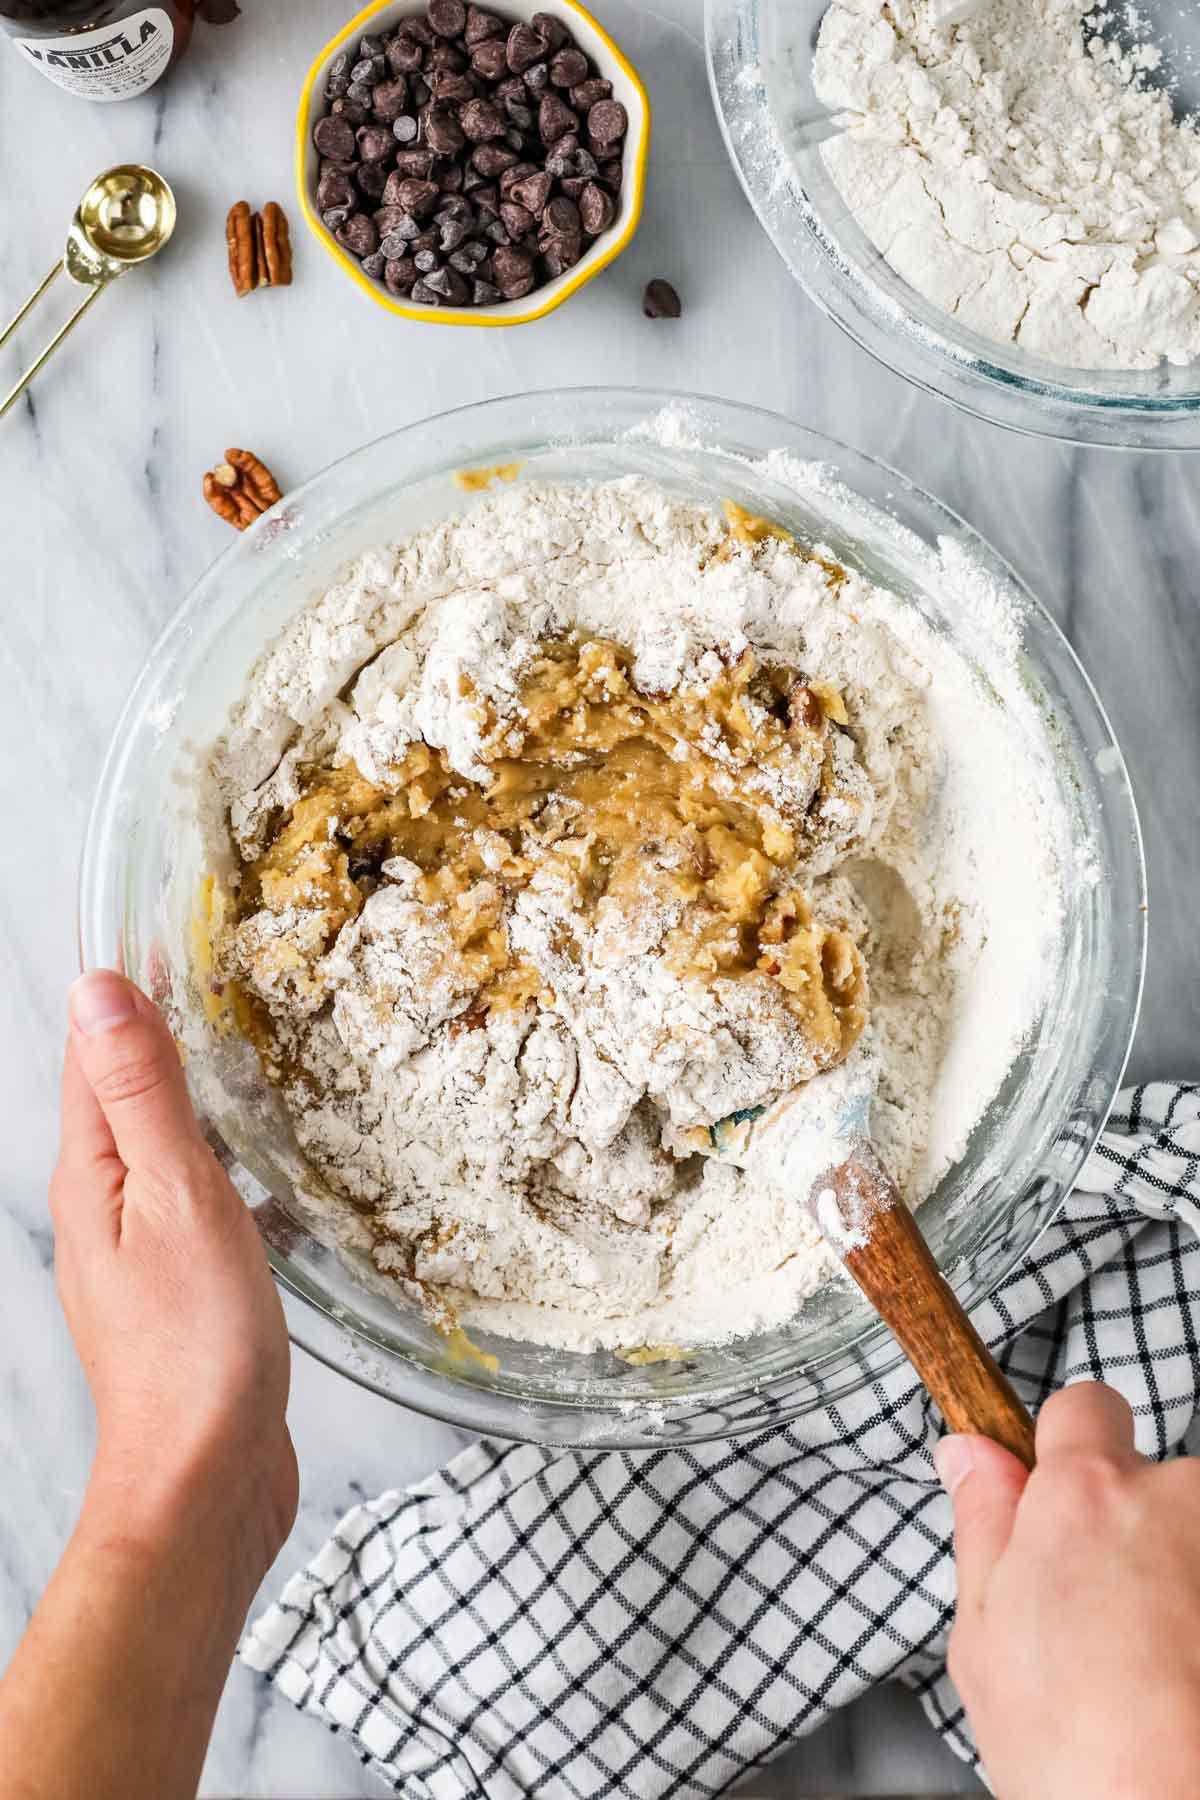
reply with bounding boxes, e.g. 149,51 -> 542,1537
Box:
707,0 -> 1200,449
79,389 -> 1145,1446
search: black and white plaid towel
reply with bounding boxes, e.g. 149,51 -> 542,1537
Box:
242,1082 -> 1200,1798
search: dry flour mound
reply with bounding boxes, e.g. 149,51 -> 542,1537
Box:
206,477 -> 1063,1352
814,0 -> 1200,369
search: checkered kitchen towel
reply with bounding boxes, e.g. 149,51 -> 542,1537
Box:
242,1083 -> 1200,1797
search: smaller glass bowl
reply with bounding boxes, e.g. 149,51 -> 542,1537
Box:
79,390 -> 1145,1447
707,0 -> 1200,449
296,0 -> 650,328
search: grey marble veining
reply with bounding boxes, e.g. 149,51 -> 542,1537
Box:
0,0 -> 1194,1793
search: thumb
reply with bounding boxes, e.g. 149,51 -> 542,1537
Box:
68,971 -> 203,1178
936,1433 -> 1030,1616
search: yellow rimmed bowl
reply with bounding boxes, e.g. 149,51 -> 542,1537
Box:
296,0 -> 650,327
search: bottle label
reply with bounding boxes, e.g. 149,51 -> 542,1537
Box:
12,8 -> 173,100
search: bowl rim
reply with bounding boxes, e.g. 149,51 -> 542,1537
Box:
78,386 -> 1148,1445
704,0 -> 1200,451
295,0 -> 651,329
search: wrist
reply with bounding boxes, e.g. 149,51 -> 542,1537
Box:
84,1427 -> 282,1604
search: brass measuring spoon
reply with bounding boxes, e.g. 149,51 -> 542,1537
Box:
0,165 -> 176,422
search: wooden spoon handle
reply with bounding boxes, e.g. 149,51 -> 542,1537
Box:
824,1157 -> 1037,1469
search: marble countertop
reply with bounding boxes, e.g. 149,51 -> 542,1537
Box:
1,0 -> 1195,1793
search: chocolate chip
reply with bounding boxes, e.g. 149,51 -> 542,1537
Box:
336,213 -> 379,256
573,147 -> 599,178
356,123 -> 396,162
386,175 -> 439,216
361,251 -> 385,278
504,96 -> 535,130
322,205 -> 352,231
578,180 -> 615,234
317,165 -> 356,209
486,218 -> 511,246
473,182 -> 500,215
356,161 -> 391,198
449,240 -> 489,271
438,217 -> 470,251
326,52 -> 351,97
410,227 -> 440,255
437,193 -> 475,220
424,264 -> 470,301
587,98 -> 627,145
410,75 -> 432,108
372,77 -> 409,120
386,255 -> 418,292
359,33 -> 384,58
460,96 -> 506,140
541,238 -> 581,277
473,278 -> 501,303
386,32 -> 424,73
465,3 -> 505,42
351,55 -> 385,84
492,243 -> 535,296
549,46 -> 588,87
504,128 -> 525,153
314,113 -> 356,160
569,77 -> 611,109
406,17 -> 436,46
373,204 -> 409,232
409,279 -> 441,303
523,60 -> 549,94
596,156 -> 623,193
558,175 -> 587,199
538,93 -> 576,142
420,106 -> 461,154
472,142 -> 519,175
508,169 -> 552,214
427,0 -> 467,37
542,194 -> 581,238
642,278 -> 681,318
506,21 -> 547,72
463,165 -> 485,191
345,78 -> 374,106
380,222 -> 420,254
500,200 -> 535,238
437,163 -> 466,192
392,113 -> 420,142
499,160 -> 539,192
436,72 -> 477,104
470,38 -> 509,79
536,11 -> 570,47
414,247 -> 441,272
393,148 -> 438,178
331,96 -> 370,126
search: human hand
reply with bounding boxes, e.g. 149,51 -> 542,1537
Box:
52,970 -> 297,1588
938,1383 -> 1200,1800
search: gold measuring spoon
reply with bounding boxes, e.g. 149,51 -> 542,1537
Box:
0,165 -> 176,422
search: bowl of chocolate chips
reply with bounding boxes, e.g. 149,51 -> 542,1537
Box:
298,0 -> 648,322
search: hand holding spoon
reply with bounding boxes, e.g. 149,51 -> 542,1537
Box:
0,165 -> 177,422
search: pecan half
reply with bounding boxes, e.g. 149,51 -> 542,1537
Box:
260,201 -> 294,287
226,200 -> 257,297
203,448 -> 282,529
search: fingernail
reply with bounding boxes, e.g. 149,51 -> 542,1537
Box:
69,971 -> 138,1036
934,1436 -> 977,1497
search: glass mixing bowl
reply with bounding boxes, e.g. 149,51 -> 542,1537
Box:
707,0 -> 1200,448
80,389 -> 1145,1446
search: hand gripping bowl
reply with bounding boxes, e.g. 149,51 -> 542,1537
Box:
707,0 -> 1200,449
80,390 -> 1145,1447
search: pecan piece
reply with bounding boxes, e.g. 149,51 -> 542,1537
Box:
226,199 -> 257,297
260,201 -> 293,286
203,448 -> 282,530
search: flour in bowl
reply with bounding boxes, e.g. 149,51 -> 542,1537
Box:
814,0 -> 1200,369
202,476 -> 1063,1352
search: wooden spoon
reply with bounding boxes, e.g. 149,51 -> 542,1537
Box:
812,1144 -> 1036,1468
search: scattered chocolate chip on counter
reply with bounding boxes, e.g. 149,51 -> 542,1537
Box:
642,277 -> 681,319
313,2 -> 630,308
203,449 -> 282,529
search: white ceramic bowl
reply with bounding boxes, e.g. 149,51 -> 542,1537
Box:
297,0 -> 650,326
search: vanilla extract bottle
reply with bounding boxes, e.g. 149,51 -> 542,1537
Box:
0,0 -> 195,99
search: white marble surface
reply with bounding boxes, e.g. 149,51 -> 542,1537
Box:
0,0 -> 1195,1793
